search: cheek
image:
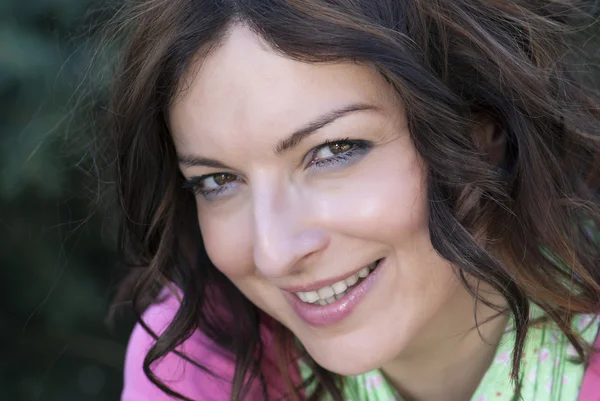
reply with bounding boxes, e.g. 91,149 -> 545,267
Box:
197,206 -> 255,278
312,141 -> 429,244
197,205 -> 284,320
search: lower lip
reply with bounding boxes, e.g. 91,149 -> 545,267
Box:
285,259 -> 385,327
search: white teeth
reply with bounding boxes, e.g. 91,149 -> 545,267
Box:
304,291 -> 319,303
317,286 -> 335,299
345,273 -> 359,287
332,281 -> 347,294
295,260 -> 379,305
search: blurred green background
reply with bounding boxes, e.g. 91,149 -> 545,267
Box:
1,1 -> 599,401
1,1 -> 130,400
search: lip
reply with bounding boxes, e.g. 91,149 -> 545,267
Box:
284,258 -> 385,327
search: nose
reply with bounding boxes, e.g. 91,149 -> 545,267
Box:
252,185 -> 329,278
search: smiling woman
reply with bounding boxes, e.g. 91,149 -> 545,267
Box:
108,1 -> 600,401
169,43 -> 444,376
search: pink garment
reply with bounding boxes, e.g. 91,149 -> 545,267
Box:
121,288 -> 298,401
580,326 -> 600,401
122,288 -> 600,401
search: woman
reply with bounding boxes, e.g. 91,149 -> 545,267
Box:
110,0 -> 600,400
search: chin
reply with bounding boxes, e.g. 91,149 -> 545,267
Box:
298,329 -> 397,376
308,346 -> 388,376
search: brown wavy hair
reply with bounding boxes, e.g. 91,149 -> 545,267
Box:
104,0 -> 600,400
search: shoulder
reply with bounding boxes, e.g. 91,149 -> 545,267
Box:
121,287 -> 247,401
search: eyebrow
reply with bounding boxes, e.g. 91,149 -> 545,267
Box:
177,103 -> 376,168
177,154 -> 231,169
275,103 -> 376,154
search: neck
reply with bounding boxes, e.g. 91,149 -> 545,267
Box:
381,283 -> 508,401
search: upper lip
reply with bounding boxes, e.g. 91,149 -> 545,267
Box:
279,259 -> 380,293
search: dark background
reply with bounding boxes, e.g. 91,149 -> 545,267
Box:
2,1 -> 130,400
1,1 -> 599,401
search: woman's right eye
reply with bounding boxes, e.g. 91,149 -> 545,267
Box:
182,173 -> 240,199
200,173 -> 237,190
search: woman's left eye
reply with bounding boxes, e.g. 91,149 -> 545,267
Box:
308,139 -> 372,168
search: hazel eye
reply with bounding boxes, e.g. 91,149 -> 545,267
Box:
312,141 -> 354,161
182,172 -> 241,200
201,173 -> 237,190
306,139 -> 372,170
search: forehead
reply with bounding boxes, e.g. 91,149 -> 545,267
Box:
168,24 -> 395,150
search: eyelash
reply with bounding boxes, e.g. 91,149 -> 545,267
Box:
182,175 -> 235,199
183,138 -> 373,200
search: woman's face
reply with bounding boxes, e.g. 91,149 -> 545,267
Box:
169,25 -> 471,375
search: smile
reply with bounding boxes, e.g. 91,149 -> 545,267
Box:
295,260 -> 380,305
284,258 -> 385,327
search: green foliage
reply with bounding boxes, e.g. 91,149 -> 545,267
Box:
1,1 -> 130,400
